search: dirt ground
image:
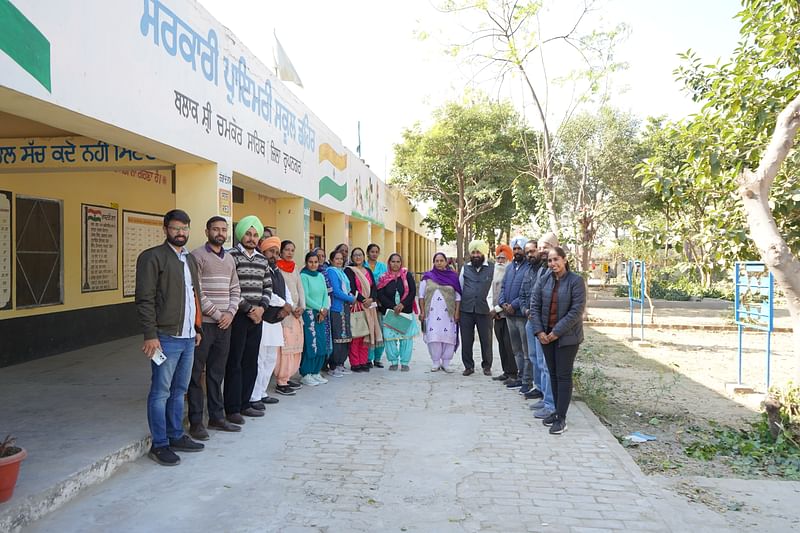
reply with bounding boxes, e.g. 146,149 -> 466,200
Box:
579,320 -> 800,530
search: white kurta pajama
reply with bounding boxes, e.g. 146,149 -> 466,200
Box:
250,287 -> 292,402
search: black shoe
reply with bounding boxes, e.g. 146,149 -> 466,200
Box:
462,367 -> 475,376
287,380 -> 303,390
250,401 -> 266,411
483,368 -> 493,376
389,364 -> 399,371
525,389 -> 544,400
519,384 -> 532,394
276,384 -> 296,396
549,419 -> 567,435
189,423 -> 209,441
492,373 -> 509,381
362,365 -> 370,372
168,435 -> 204,452
352,365 -> 364,373
542,413 -> 558,427
373,361 -> 385,368
148,446 -> 180,466
261,396 -> 279,405
367,361 -> 374,368
505,380 -> 522,388
208,418 -> 242,432
226,413 -> 246,425
242,407 -> 265,417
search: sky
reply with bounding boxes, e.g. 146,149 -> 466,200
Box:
199,0 -> 743,180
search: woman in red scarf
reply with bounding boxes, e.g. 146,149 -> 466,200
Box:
345,248 -> 383,372
376,253 -> 419,371
274,240 -> 305,395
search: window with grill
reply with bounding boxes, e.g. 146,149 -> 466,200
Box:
16,196 -> 63,308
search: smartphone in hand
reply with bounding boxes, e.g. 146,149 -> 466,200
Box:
152,348 -> 167,366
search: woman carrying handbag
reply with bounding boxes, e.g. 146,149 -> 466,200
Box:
345,248 -> 383,373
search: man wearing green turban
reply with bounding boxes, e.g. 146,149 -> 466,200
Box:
235,215 -> 264,243
458,239 -> 494,376
225,214 -> 273,423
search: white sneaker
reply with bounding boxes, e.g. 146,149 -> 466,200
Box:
313,373 -> 328,384
329,368 -> 344,378
301,375 -> 319,386
431,365 -> 440,372
340,367 -> 352,375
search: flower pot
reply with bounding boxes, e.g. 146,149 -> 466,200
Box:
0,447 -> 27,503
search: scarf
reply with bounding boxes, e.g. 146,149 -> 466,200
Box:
346,266 -> 383,346
378,267 -> 418,313
421,266 -> 461,295
330,266 -> 350,293
276,259 -> 295,273
300,266 -> 320,277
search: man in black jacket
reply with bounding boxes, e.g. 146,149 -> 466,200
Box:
135,209 -> 205,466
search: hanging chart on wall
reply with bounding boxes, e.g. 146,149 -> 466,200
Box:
81,204 -> 119,293
123,210 -> 164,297
0,191 -> 11,310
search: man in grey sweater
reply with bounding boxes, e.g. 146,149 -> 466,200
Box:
188,216 -> 242,440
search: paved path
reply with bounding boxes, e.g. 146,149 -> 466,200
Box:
26,336 -> 729,533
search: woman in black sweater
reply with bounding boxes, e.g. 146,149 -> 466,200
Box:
376,253 -> 418,371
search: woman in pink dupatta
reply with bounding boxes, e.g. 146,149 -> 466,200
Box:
345,248 -> 383,372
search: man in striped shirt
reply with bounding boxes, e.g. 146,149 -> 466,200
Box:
188,217 -> 242,439
225,215 -> 273,423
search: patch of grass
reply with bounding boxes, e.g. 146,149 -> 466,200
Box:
684,418 -> 800,479
573,350 -> 611,420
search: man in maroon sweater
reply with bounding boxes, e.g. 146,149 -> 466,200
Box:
188,216 -> 242,438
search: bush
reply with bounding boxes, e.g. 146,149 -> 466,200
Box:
612,267 -> 735,301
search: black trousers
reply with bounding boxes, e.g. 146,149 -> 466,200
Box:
224,312 -> 262,415
188,322 -> 231,423
493,318 -> 517,377
542,342 -> 579,420
460,311 -> 493,370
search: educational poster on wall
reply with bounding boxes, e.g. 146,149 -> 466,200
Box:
123,210 -> 164,297
0,191 -> 11,310
81,204 -> 119,293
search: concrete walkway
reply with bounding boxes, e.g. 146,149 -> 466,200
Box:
11,335 -> 732,532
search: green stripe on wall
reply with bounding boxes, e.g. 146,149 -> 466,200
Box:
0,0 -> 51,92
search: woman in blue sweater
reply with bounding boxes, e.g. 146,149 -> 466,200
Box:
325,249 -> 356,377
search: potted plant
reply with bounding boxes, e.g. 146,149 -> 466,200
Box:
0,435 -> 26,503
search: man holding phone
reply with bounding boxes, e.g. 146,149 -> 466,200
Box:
135,209 -> 206,466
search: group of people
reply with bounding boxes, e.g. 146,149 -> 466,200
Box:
135,210 -> 422,466
416,234 -> 586,436
135,209 -> 585,466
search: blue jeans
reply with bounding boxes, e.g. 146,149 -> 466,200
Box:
526,320 -> 554,411
147,335 -> 194,448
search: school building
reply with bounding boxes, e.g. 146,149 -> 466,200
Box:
0,0 -> 435,367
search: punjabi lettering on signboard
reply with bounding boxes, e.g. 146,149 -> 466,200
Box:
81,204 -> 119,293
123,210 -> 165,297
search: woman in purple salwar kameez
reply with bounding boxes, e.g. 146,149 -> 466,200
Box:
418,252 -> 462,372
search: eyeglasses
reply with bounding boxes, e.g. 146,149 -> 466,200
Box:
167,225 -> 190,233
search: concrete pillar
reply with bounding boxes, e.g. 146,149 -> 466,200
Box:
325,212 -> 347,253
384,229 -> 395,255
401,226 -> 409,266
351,219 -> 369,251
175,162 -> 220,250
372,226 -> 385,256
275,197 -> 305,252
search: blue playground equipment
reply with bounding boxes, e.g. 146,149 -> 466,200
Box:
734,262 -> 774,387
627,260 -> 646,341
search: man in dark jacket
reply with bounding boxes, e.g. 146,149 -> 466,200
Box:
459,240 -> 494,376
499,236 -> 533,392
136,209 -> 205,466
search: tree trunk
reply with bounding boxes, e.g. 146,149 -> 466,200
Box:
738,94 -> 800,369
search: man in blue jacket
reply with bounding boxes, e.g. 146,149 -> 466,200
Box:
499,236 -> 533,392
